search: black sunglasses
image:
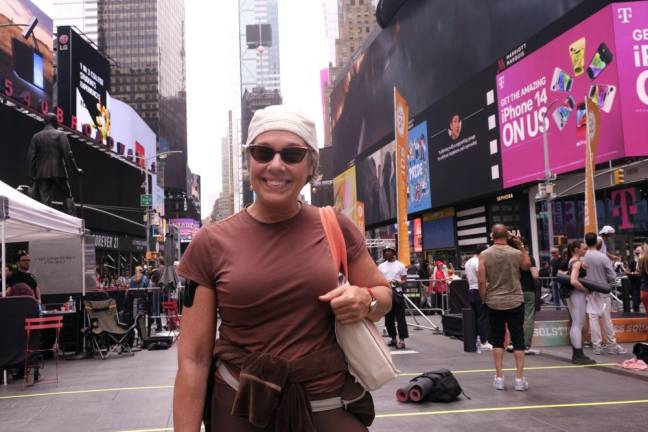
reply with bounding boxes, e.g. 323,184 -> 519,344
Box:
247,145 -> 310,164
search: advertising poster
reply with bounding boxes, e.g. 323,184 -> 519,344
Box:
56,26 -> 111,142
407,121 -> 432,213
170,218 -> 201,243
394,88 -> 410,265
424,69 -> 502,208
497,6 -> 624,188
583,97 -> 601,235
0,0 -> 53,109
356,140 -> 396,226
612,2 -> 648,156
413,218 -> 423,253
333,166 -> 357,225
109,97 -> 156,167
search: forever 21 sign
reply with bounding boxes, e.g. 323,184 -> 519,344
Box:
93,234 -> 119,250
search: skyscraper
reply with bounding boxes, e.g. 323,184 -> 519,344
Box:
51,0 -> 99,44
237,0 -> 283,206
239,0 -> 281,94
97,0 -> 189,203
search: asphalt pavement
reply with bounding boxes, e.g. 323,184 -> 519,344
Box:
1,317 -> 647,431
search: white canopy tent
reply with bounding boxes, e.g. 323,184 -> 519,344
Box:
0,180 -> 85,297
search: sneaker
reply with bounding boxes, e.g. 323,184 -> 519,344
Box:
514,377 -> 529,391
387,339 -> 397,347
396,341 -> 406,350
493,376 -> 505,390
592,344 -> 606,355
583,341 -> 593,348
480,342 -> 493,351
524,348 -> 540,355
607,344 -> 627,355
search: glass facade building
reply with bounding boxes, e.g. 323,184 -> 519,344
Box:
239,0 -> 281,94
97,0 -> 188,195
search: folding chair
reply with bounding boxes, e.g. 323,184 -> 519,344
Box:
160,300 -> 181,342
84,299 -> 137,359
24,316 -> 63,386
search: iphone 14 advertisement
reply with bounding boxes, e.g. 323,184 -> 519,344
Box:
10,38 -> 47,101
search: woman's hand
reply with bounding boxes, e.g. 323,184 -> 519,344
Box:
319,284 -> 372,324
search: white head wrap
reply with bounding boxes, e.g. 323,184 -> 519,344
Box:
245,105 -> 319,154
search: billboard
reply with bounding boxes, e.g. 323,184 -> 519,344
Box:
0,0 -> 53,110
56,25 -> 111,142
407,121 -> 431,214
422,69 -> 503,209
170,218 -> 201,243
110,97 -> 156,168
333,165 -> 357,225
497,3 -> 648,188
331,0 -> 589,174
356,140 -> 397,226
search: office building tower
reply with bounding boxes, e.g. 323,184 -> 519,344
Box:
239,0 -> 281,94
52,0 -> 99,44
97,0 -> 188,197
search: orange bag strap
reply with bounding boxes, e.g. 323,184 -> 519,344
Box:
319,206 -> 348,278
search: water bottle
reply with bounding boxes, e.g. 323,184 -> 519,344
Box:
68,296 -> 75,312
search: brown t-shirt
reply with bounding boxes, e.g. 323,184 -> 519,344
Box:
481,244 -> 524,310
177,204 -> 365,395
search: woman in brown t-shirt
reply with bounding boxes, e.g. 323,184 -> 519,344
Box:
173,106 -> 391,432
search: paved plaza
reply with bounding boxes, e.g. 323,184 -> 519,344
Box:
1,317 -> 647,432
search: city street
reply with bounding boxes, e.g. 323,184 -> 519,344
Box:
1,317 -> 647,432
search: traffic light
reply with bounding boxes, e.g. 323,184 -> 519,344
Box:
613,168 -> 625,185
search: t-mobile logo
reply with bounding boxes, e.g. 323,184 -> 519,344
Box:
497,76 -> 505,90
617,7 -> 632,23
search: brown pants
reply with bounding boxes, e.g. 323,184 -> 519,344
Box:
210,380 -> 368,431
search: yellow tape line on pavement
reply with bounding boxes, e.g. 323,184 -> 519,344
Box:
399,362 -> 616,376
0,384 -> 174,400
0,363 -> 619,400
375,399 -> 648,418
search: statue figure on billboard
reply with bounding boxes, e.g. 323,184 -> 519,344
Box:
27,113 -> 83,215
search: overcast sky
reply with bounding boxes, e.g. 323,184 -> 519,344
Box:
32,0 -> 329,217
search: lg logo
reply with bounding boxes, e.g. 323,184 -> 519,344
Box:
618,7 -> 632,24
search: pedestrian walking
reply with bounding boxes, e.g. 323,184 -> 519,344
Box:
464,244 -> 492,351
173,105 -> 391,431
478,225 -> 531,391
564,240 -> 596,365
582,233 -> 627,355
379,247 -> 408,349
549,248 -> 564,309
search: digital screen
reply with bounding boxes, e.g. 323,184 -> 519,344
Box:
33,52 -> 43,88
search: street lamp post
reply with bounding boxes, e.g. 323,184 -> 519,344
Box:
539,99 -> 560,252
137,150 -> 182,260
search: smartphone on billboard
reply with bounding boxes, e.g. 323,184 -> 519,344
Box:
588,84 -> 616,113
568,37 -> 586,76
550,67 -> 573,92
586,43 -> 613,80
575,102 -> 586,146
552,96 -> 576,130
11,38 -> 45,90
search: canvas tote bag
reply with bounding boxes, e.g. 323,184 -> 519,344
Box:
319,206 -> 399,391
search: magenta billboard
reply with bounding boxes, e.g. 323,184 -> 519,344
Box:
170,218 -> 201,243
497,3 -> 648,188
